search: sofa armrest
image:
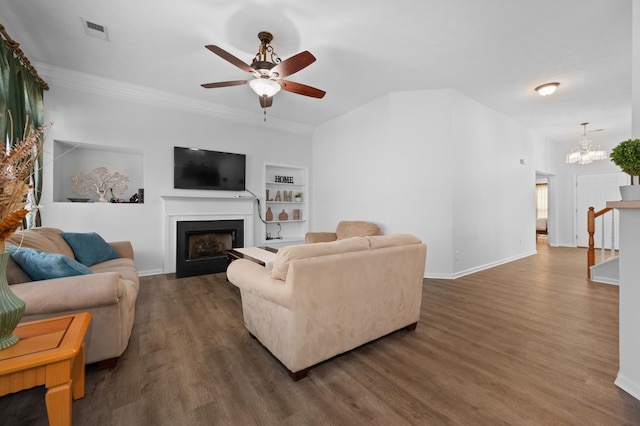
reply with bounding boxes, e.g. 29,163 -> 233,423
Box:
305,232 -> 337,243
10,272 -> 127,316
227,259 -> 292,308
109,241 -> 134,260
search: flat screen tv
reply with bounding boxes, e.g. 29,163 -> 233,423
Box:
174,147 -> 246,191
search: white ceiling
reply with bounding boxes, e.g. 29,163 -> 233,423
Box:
1,0 -> 632,145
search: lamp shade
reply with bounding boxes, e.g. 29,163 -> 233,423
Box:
535,82 -> 559,96
249,78 -> 281,97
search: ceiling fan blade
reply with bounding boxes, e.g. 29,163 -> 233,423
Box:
270,51 -> 316,78
205,45 -> 256,75
278,80 -> 326,99
201,80 -> 249,89
259,95 -> 273,108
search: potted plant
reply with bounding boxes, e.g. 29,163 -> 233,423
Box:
295,192 -> 303,202
610,138 -> 640,200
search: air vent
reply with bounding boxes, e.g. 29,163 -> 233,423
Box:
86,21 -> 104,33
82,18 -> 109,41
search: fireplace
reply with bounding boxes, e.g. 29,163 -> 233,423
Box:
176,219 -> 244,278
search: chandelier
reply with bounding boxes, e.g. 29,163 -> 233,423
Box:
565,122 -> 607,165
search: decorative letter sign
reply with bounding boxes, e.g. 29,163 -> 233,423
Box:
274,175 -> 294,184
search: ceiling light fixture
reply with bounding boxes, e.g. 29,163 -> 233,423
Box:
535,82 -> 559,96
565,122 -> 607,165
249,78 -> 282,97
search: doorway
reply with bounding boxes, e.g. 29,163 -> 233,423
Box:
536,171 -> 554,245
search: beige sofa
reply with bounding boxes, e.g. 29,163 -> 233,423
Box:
227,233 -> 427,380
305,220 -> 381,243
5,227 -> 139,365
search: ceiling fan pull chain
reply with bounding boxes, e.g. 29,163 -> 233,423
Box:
263,95 -> 268,122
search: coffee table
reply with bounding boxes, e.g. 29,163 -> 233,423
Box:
0,312 -> 92,426
227,246 -> 278,268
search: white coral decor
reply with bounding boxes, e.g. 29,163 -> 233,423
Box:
72,167 -> 129,202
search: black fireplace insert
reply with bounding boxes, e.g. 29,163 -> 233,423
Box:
176,219 -> 243,278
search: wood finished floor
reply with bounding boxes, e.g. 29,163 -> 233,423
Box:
2,242 -> 640,425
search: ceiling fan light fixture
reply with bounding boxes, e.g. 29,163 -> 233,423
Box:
249,78 -> 281,97
535,82 -> 560,96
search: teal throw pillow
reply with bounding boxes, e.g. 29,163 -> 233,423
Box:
61,232 -> 120,266
6,246 -> 93,281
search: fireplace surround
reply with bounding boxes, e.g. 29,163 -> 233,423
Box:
161,195 -> 255,276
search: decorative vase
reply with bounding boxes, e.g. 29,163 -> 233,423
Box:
0,251 -> 26,350
279,209 -> 289,221
97,190 -> 108,202
266,207 -> 273,222
619,185 -> 640,201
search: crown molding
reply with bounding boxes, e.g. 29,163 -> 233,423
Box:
35,62 -> 315,136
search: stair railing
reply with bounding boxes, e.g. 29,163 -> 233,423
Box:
587,206 -> 616,277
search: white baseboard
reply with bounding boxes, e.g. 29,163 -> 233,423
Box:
615,373 -> 640,402
424,250 -> 537,280
139,268 -> 164,277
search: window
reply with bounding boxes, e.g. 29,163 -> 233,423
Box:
536,183 -> 548,219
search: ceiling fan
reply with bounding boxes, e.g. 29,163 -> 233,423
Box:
201,31 -> 326,109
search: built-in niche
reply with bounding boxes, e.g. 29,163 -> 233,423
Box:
53,140 -> 144,203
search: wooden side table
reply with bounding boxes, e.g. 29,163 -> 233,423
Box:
0,312 -> 92,426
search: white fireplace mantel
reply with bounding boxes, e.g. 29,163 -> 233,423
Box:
161,195 -> 254,274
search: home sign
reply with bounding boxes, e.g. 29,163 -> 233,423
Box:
274,175 -> 294,184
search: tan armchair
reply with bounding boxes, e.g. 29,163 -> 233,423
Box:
305,220 -> 381,243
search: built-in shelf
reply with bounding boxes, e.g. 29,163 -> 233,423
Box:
263,163 -> 308,244
266,201 -> 305,204
265,181 -> 305,186
53,140 -> 144,203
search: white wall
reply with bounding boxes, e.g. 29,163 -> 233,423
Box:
635,0 -> 640,140
614,0 -> 640,402
40,78 -> 312,275
312,89 -> 541,278
450,91 -> 538,275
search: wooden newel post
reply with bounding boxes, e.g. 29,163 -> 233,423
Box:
587,206 -> 595,278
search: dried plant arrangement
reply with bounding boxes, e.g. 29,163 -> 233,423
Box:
0,117 -> 51,251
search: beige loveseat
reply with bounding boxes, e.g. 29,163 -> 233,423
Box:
6,227 -> 139,365
227,234 -> 427,380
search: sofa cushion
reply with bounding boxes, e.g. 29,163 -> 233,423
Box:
6,227 -> 76,259
6,255 -> 32,284
366,234 -> 422,249
271,237 -> 370,281
6,246 -> 93,281
61,232 -> 121,266
335,221 -> 381,240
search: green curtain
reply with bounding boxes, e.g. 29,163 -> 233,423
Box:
0,41 -> 12,145
23,70 -> 44,227
0,38 -> 45,227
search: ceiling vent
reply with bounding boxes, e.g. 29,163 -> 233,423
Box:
82,18 -> 109,41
